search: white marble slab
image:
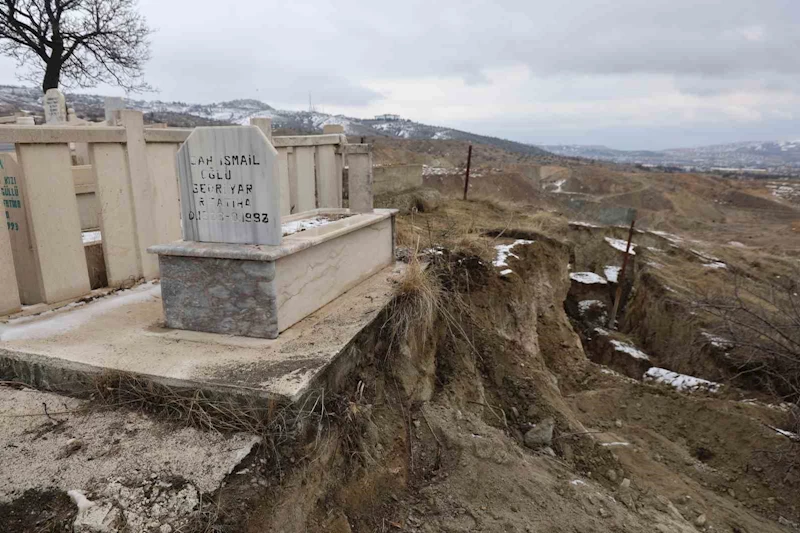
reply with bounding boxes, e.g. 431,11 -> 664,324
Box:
177,126 -> 282,245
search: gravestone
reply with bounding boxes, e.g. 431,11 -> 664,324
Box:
177,126 -> 281,245
0,153 -> 40,303
43,88 -> 67,123
104,97 -> 125,123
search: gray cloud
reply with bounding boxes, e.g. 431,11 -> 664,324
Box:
0,0 -> 797,148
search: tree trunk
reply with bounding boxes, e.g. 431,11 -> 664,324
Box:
42,57 -> 61,93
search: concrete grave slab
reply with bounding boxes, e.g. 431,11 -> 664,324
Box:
150,208 -> 396,339
0,261 -> 406,402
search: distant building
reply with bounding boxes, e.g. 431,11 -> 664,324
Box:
375,114 -> 401,121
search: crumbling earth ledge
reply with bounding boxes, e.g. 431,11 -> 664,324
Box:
0,261 -> 407,403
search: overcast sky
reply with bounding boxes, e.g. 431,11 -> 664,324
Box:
3,0 -> 799,150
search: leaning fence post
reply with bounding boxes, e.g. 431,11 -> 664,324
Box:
607,214 -> 637,328
463,144 -> 473,200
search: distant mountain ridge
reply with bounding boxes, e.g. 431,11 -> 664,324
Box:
1,84 -> 797,174
543,141 -> 800,175
0,85 -> 549,158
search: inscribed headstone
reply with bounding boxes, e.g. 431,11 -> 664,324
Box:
104,97 -> 125,123
0,215 -> 20,314
43,89 -> 67,123
0,153 -> 40,303
177,126 -> 281,245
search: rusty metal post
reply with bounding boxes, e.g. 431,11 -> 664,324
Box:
607,215 -> 637,329
463,144 -> 472,201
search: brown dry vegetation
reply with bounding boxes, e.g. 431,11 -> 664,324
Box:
6,137 -> 800,533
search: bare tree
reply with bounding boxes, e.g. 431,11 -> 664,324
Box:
0,0 -> 152,93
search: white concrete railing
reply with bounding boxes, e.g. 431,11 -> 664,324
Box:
0,112 -> 373,311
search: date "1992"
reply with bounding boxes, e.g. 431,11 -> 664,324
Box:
188,211 -> 270,223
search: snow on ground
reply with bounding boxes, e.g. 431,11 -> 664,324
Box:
578,300 -> 605,314
610,340 -> 650,361
550,179 -> 566,193
282,216 -> 334,236
701,332 -> 734,349
649,230 -> 684,244
569,221 -> 601,229
493,239 -> 535,274
422,165 -> 458,177
570,272 -> 607,285
603,265 -> 621,283
769,426 -> 800,441
644,367 -> 720,393
604,237 -> 636,255
81,230 -> 101,244
703,261 -> 728,269
0,282 -> 161,341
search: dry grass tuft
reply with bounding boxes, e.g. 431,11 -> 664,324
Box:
385,250 -> 442,355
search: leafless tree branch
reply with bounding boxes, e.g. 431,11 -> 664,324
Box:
0,0 -> 152,93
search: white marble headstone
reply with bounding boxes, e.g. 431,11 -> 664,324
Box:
43,89 -> 66,123
104,97 -> 125,123
177,126 -> 281,245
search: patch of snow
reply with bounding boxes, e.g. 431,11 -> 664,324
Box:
770,426 -> 800,441
649,230 -> 683,244
569,221 -> 600,228
499,269 -> 513,277
728,241 -> 746,248
68,490 -> 94,512
701,332 -> 733,349
422,165 -> 457,177
703,261 -> 727,269
0,282 -> 161,341
81,230 -> 101,244
690,249 -> 722,262
570,479 -> 588,486
594,327 -> 610,336
644,367 -> 720,393
647,246 -> 664,252
570,272 -> 607,285
610,340 -> 650,361
578,300 -> 605,314
603,266 -> 621,283
604,237 -> 636,255
493,239 -> 535,268
551,179 -> 566,193
281,216 -> 333,236
423,247 -> 444,256
600,442 -> 631,447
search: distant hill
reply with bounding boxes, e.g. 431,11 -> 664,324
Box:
543,141 -> 800,176
0,85 -> 550,158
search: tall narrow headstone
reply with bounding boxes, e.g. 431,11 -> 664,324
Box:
177,126 -> 282,245
43,88 -> 67,123
0,153 -> 40,303
104,97 -> 125,123
0,216 -> 20,315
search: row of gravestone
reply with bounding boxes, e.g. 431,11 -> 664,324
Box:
42,88 -> 125,124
